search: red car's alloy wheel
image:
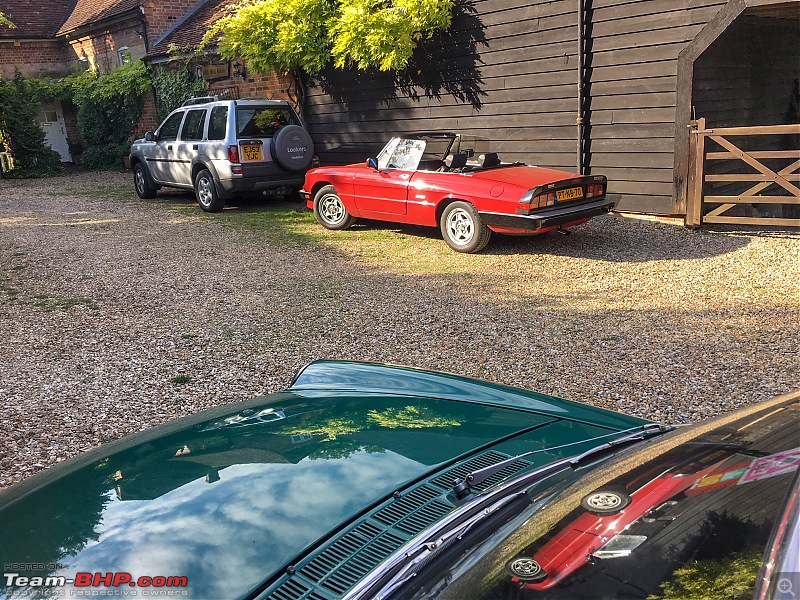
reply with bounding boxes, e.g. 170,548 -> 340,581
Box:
440,201 -> 491,253
581,489 -> 632,515
506,557 -> 547,582
313,185 -> 356,230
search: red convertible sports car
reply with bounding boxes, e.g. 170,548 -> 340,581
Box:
300,132 -> 614,252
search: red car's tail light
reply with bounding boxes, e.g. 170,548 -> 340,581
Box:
586,183 -> 605,198
518,190 -> 558,214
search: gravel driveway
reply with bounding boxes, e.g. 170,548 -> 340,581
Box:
1,172 -> 798,489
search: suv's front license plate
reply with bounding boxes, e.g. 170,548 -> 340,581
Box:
556,187 -> 583,202
242,144 -> 263,161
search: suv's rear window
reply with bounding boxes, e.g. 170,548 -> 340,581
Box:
236,107 -> 299,138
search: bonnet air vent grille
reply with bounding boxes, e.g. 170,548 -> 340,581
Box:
430,450 -> 520,489
267,578 -> 325,600
373,485 -> 441,527
301,522 -> 405,595
269,450 -> 529,599
394,499 -> 452,535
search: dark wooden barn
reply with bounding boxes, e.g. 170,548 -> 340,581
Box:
303,0 -> 800,221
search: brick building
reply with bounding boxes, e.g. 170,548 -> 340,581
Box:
0,0 -> 289,161
144,0 -> 293,130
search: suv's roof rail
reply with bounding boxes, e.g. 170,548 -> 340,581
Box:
183,96 -> 219,106
238,96 -> 270,101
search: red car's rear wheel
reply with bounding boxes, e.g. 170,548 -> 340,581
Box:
440,201 -> 491,253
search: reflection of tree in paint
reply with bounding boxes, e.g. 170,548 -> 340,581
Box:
0,464 -> 113,586
279,404 -> 463,460
368,406 -> 462,429
652,511 -> 773,600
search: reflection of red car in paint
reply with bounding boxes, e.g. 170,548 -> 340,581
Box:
300,132 -> 613,253
506,458 -> 727,589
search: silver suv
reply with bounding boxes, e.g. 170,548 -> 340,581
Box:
130,97 -> 315,212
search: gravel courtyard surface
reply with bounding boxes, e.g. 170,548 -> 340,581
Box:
1,172 -> 798,489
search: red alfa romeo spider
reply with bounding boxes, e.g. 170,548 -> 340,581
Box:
300,132 -> 614,253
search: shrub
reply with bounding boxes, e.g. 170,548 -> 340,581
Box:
0,71 -> 62,178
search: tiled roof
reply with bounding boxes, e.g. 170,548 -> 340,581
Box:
0,0 -> 76,39
57,0 -> 142,35
148,0 -> 231,57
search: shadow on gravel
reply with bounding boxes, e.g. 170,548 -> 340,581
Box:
338,215 -> 754,263
130,187 -> 754,263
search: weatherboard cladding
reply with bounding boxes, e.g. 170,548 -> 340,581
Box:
303,0 -> 735,214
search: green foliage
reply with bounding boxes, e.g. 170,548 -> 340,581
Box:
210,0 -> 334,75
79,142 -> 130,170
367,405 -> 461,428
649,547 -> 763,600
0,12 -> 14,28
2,62 -> 150,172
0,72 -> 62,178
78,60 -> 150,102
72,61 -> 150,169
150,66 -> 207,123
331,0 -> 454,70
207,0 -> 454,75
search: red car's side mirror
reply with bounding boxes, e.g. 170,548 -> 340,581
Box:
367,157 -> 379,171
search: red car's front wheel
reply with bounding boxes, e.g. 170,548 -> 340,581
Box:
440,201 -> 491,253
314,185 -> 356,230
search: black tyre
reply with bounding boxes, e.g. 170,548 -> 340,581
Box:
271,125 -> 314,172
581,489 -> 632,515
194,169 -> 224,212
313,185 -> 356,230
440,201 -> 492,253
133,162 -> 158,199
506,557 -> 547,583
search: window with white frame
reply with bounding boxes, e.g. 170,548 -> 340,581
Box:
118,47 -> 132,66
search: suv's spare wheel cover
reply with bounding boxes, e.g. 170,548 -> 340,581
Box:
271,125 -> 313,172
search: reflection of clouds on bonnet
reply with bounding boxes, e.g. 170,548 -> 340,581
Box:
56,451 -> 423,599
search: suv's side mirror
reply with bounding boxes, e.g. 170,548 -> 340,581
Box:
144,131 -> 156,142
367,157 -> 379,171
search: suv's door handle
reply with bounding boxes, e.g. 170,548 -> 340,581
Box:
167,145 -> 173,150
193,145 -> 199,150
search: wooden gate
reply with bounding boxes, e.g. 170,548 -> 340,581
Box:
686,118 -> 800,227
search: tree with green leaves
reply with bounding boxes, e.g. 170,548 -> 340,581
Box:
205,0 -> 454,108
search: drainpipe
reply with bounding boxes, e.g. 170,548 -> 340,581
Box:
577,0 -> 584,174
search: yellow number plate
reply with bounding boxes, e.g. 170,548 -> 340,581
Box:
556,187 -> 584,202
242,144 -> 263,161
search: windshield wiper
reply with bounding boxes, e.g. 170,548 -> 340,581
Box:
346,422 -> 669,600
452,422 -> 667,500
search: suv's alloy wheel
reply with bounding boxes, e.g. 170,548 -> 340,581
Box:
195,170 -> 224,212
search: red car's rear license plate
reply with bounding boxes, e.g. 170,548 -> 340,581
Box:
242,145 -> 263,161
557,187 -> 584,202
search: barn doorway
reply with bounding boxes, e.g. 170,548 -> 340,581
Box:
676,0 -> 800,225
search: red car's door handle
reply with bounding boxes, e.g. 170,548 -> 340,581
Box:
399,173 -> 410,180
